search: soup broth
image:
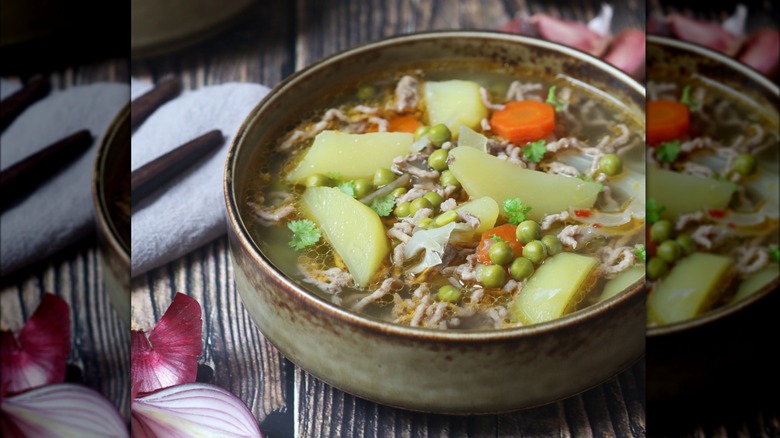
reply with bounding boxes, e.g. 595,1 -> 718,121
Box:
242,65 -> 646,330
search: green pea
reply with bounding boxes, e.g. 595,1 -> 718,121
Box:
353,178 -> 373,198
489,242 -> 514,266
541,234 -> 562,256
647,257 -> 669,280
418,218 -> 433,228
523,240 -> 547,264
423,191 -> 444,210
427,149 -> 449,171
650,220 -> 674,243
414,125 -> 431,140
516,220 -> 541,244
437,285 -> 461,303
357,85 -> 376,100
657,240 -> 681,263
394,202 -> 411,218
434,210 -> 458,227
391,187 -> 407,198
439,170 -> 460,188
598,153 -> 623,176
509,257 -> 534,281
480,264 -> 506,288
409,197 -> 432,215
373,167 -> 396,187
676,234 -> 697,256
428,124 -> 451,147
305,173 -> 329,188
733,153 -> 757,176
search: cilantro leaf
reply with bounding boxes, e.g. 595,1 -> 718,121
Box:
656,140 -> 681,163
546,85 -> 567,111
327,172 -> 342,181
287,219 -> 321,250
370,194 -> 395,217
680,85 -> 700,111
634,244 -> 646,263
523,140 -> 547,163
647,198 -> 665,224
504,198 -> 532,225
770,245 -> 780,263
491,234 -> 505,243
338,180 -> 357,197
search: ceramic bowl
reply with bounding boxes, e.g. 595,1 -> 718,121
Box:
645,36 -> 779,405
224,31 -> 646,413
92,103 -> 131,326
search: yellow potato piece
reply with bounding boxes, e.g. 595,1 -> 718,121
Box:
424,80 -> 487,135
454,196 -> 499,234
598,265 -> 645,302
647,252 -> 734,325
732,263 -> 779,303
287,131 -> 413,183
448,146 -> 600,221
647,166 -> 735,220
301,187 -> 389,287
510,252 -> 598,324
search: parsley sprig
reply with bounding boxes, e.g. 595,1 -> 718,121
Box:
504,198 -> 532,225
523,140 -> 547,163
647,198 -> 665,224
288,219 -> 321,250
370,194 -> 395,217
634,244 -> 646,263
680,85 -> 701,111
656,140 -> 681,163
546,85 -> 567,111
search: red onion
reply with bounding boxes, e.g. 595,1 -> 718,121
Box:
0,293 -> 70,395
1,383 -> 127,437
131,383 -> 262,437
602,29 -> 646,79
738,30 -> 780,78
131,293 -> 203,395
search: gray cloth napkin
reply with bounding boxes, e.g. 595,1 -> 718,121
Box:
0,80 -> 129,276
130,80 -> 269,276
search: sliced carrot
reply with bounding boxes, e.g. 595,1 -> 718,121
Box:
387,115 -> 422,133
647,100 -> 689,145
489,101 -> 555,143
477,223 -> 524,264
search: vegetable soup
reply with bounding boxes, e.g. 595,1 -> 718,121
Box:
646,77 -> 779,326
241,66 -> 646,330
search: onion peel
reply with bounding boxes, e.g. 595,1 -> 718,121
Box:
0,293 -> 70,396
131,293 -> 202,395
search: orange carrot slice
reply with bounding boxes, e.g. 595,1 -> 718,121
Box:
387,115 -> 422,133
490,101 -> 555,143
476,224 -> 524,265
647,100 -> 689,145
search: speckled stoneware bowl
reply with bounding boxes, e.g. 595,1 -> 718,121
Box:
646,36 -> 779,404
92,103 -> 130,326
225,31 -> 645,413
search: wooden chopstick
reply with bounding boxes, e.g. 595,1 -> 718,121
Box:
131,77 -> 183,131
0,76 -> 51,133
131,129 -> 224,205
0,129 -> 93,212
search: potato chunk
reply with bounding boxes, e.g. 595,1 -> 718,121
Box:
301,187 -> 389,287
732,263 -> 779,303
287,131 -> 413,183
510,252 -> 598,324
647,252 -> 734,325
598,265 -> 645,302
647,166 -> 735,220
424,80 -> 487,135
454,196 -> 499,234
448,146 -> 600,221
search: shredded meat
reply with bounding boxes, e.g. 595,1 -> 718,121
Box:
599,246 -> 636,276
277,129 -> 308,152
353,105 -> 378,114
691,225 -> 731,250
369,116 -> 389,132
480,87 -> 505,111
392,75 -> 420,112
505,81 -> 543,101
681,161 -> 714,178
733,246 -> 769,276
541,211 -> 570,231
392,243 -> 406,267
393,153 -> 438,180
558,225 -> 582,249
300,266 -> 352,295
481,118 -> 492,132
457,211 -> 481,230
547,161 -> 581,177
247,201 -> 295,226
497,144 -> 528,168
352,278 -> 403,312
439,198 -> 457,212
676,211 -> 704,231
396,186 -> 428,203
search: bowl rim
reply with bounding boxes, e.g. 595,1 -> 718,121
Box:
224,30 -> 646,342
645,35 -> 780,337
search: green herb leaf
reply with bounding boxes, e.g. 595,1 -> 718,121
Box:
680,85 -> 700,111
647,198 -> 665,225
338,180 -> 357,197
491,234 -> 506,243
370,194 -> 395,217
577,174 -> 604,191
523,140 -> 547,163
634,244 -> 646,263
657,140 -> 681,163
770,245 -> 780,263
287,219 -> 321,250
327,171 -> 342,181
546,85 -> 567,111
504,198 -> 532,225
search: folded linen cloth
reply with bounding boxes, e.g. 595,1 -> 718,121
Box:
0,80 -> 129,276
130,80 -> 269,276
